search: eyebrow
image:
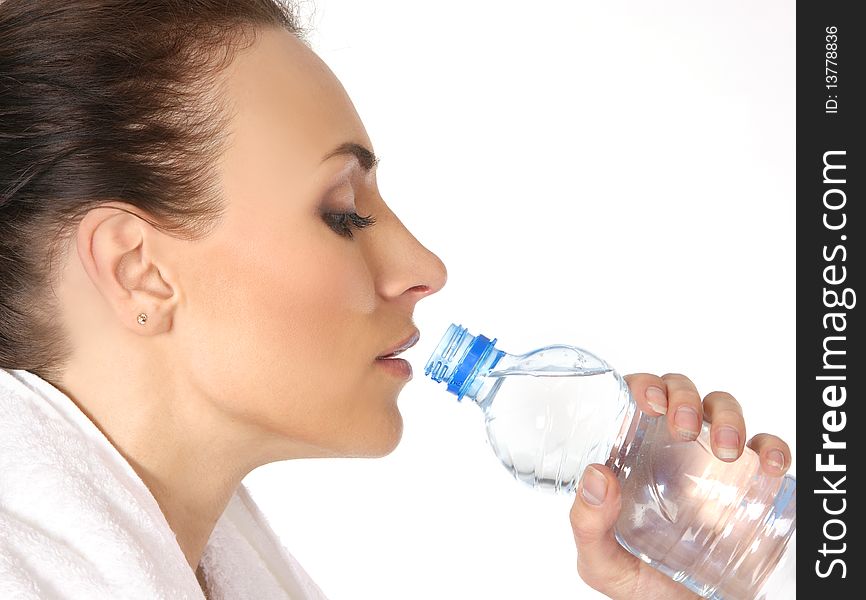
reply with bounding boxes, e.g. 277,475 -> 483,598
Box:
321,141 -> 379,172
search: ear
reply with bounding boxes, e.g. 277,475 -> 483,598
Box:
76,203 -> 179,336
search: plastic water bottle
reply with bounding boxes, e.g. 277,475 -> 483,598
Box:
423,323 -> 796,600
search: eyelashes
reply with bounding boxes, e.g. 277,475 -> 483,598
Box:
321,211 -> 377,239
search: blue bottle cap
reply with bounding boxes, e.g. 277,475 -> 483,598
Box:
424,323 -> 499,401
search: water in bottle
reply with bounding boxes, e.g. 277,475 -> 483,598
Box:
423,323 -> 796,600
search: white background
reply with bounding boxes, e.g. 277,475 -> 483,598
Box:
244,1 -> 796,599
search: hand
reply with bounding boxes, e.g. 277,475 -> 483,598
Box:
568,373 -> 792,600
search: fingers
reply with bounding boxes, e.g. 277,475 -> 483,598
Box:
624,373 -> 670,416
748,433 -> 792,476
702,391 -> 746,462
626,373 -> 791,466
626,373 -> 752,463
660,373 -> 704,442
570,464 -> 639,599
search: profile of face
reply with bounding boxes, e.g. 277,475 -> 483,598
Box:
63,26 -> 447,464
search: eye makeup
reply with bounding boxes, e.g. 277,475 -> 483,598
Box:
314,153 -> 378,239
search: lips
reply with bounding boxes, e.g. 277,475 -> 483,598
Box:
376,329 -> 420,359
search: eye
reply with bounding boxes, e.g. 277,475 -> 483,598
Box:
321,211 -> 377,239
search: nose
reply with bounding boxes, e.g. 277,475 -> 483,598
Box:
402,251 -> 448,303
370,213 -> 447,307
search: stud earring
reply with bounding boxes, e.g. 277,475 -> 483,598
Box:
137,313 -> 148,325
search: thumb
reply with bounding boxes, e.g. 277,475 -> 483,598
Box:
570,464 -> 639,599
570,464 -> 702,600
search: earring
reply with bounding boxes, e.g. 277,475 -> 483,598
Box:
137,313 -> 148,325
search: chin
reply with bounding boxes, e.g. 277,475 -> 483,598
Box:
353,409 -> 404,458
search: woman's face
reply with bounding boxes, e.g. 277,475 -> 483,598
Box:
167,27 -> 447,460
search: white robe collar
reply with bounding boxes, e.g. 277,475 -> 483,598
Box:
0,367 -> 329,600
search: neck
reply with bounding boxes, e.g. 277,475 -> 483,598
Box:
55,353 -> 280,573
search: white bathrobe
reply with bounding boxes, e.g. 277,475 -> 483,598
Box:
0,367 -> 330,600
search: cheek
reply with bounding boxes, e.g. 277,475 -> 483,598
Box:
179,222 -> 381,443
254,233 -> 373,370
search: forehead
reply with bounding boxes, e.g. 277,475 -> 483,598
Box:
220,27 -> 370,177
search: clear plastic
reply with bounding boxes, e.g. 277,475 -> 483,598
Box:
424,324 -> 796,600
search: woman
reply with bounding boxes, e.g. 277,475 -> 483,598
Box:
0,1 -> 792,598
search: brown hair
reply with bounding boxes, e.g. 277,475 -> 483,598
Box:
0,0 -> 308,382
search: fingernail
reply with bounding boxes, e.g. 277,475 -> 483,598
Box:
646,386 -> 668,415
581,466 -> 607,506
767,449 -> 785,470
674,406 -> 700,440
715,425 -> 740,460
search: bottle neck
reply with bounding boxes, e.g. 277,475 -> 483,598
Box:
458,347 -> 506,403
424,323 -> 506,402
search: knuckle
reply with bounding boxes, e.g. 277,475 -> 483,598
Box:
748,433 -> 764,446
624,373 -> 659,390
671,387 -> 701,406
569,504 -> 579,525
576,559 -> 606,591
704,391 -> 744,420
662,373 -> 700,401
625,372 -> 657,381
749,433 -> 790,454
570,517 -> 600,544
706,390 -> 741,407
759,433 -> 788,446
714,407 -> 745,424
